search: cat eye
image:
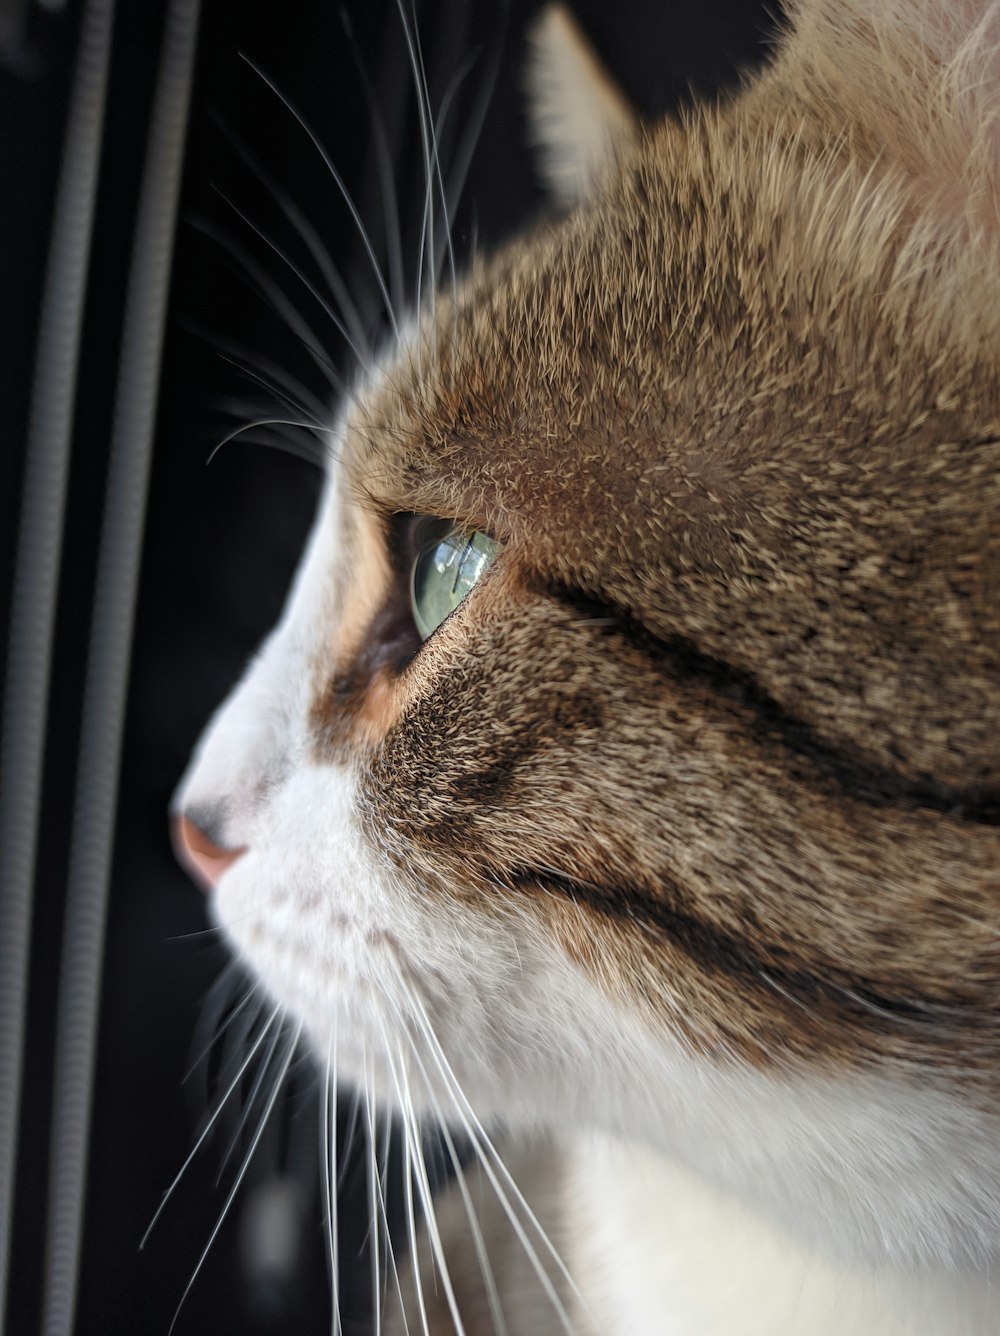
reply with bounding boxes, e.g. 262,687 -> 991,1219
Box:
410,521 -> 500,640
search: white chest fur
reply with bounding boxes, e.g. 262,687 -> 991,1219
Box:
564,1136 -> 1000,1336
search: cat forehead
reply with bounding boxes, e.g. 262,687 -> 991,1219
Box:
341,118 -> 996,579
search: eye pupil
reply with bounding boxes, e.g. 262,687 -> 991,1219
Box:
410,524 -> 500,641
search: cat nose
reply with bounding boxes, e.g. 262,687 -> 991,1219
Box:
172,811 -> 245,892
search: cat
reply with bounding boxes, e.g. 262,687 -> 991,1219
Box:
173,1 -> 1000,1332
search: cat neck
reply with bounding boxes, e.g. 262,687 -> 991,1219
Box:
564,1136 -> 1000,1336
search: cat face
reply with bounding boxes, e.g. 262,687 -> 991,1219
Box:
175,0 -> 1000,1271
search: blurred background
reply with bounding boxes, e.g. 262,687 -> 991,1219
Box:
0,1 -> 774,1331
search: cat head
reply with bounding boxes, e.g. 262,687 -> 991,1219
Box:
175,0 -> 1000,1269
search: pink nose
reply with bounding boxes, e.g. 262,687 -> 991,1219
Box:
172,813 -> 244,892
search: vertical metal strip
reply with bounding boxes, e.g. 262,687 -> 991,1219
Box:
0,0 -> 115,1324
40,0 -> 200,1331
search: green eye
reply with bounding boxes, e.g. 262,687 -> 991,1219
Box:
411,523 -> 501,641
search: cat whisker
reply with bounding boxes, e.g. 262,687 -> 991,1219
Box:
182,981 -> 256,1086
429,53 -> 475,295
363,1046 -> 387,1336
211,184 -> 372,374
834,982 -> 999,1029
210,390 -> 325,451
432,10 -> 506,321
397,978 -> 584,1335
321,1028 -> 343,1336
339,8 -> 407,327
212,990 -> 274,1136
168,1019 -> 301,1336
214,352 -> 326,430
374,1102 -> 403,1329
141,1002 -> 281,1251
186,966 -> 260,1114
211,405 -> 329,471
437,1110 -> 510,1336
240,55 -> 401,343
219,427 -> 336,471
215,1005 -> 286,1185
393,0 -> 437,338
209,399 -> 333,470
408,1 -> 464,358
164,923 -> 232,944
208,108 -> 374,363
189,215 -> 346,394
393,1062 -> 434,1336
366,1053 -> 414,1336
338,1084 -> 365,1194
206,417 -> 337,468
386,1039 -> 469,1336
387,998 -> 510,1336
179,318 -> 331,423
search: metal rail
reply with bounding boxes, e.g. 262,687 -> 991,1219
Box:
38,2 -> 200,1331
0,0 -> 115,1323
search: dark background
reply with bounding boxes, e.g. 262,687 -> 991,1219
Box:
1,1 -> 775,1331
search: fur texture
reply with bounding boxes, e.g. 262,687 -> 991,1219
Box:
176,1 -> 1000,1330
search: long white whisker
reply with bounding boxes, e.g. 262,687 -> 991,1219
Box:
167,1019 -> 302,1335
189,216 -> 346,393
321,1019 -> 343,1336
209,988 -> 270,1116
338,1085 -> 364,1194
341,9 -> 407,320
206,417 -> 336,467
409,0 -> 456,315
402,986 -> 583,1334
321,1046 -> 334,1319
397,1017 -> 509,1336
363,1048 -> 386,1336
438,24 -> 503,277
385,1041 -> 468,1336
210,422 -> 333,470
389,1050 -> 433,1336
440,1120 -> 510,1336
429,53 -> 475,299
394,0 -> 437,332
378,985 -> 508,1335
214,356 -> 325,429
210,382 -> 329,469
179,319 -> 331,422
216,1006 -> 285,1183
141,1004 -> 281,1250
184,973 -> 257,1086
212,184 -> 371,373
396,1014 -> 572,1334
209,109 -> 374,361
376,1106 -> 407,1329
241,56 -> 400,341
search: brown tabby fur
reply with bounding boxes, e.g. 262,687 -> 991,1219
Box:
299,0 -> 1000,1085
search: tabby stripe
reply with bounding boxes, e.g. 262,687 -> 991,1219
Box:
512,865 -> 987,1040
547,583 -> 1000,827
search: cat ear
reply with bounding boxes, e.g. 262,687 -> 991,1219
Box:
525,5 -> 640,207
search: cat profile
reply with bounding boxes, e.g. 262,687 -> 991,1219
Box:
174,1 -> 1000,1332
